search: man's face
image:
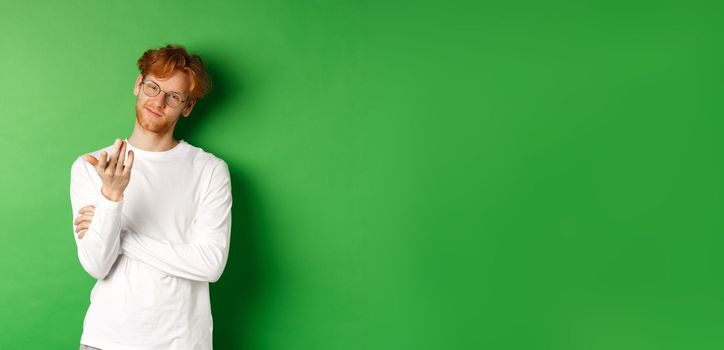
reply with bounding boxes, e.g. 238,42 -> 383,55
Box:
133,71 -> 196,135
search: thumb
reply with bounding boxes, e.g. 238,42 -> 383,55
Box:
83,155 -> 99,166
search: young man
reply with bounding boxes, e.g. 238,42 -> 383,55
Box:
69,44 -> 232,350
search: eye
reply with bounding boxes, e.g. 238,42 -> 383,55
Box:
169,93 -> 182,104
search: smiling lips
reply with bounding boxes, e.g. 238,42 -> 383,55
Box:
145,106 -> 163,117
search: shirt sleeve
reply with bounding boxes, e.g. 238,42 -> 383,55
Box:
70,156 -> 124,280
120,159 -> 233,283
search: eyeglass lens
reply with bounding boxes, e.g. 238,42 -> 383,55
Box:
142,81 -> 183,107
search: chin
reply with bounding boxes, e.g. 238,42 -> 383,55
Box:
136,113 -> 167,134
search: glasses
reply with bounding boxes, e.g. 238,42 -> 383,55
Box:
140,80 -> 188,108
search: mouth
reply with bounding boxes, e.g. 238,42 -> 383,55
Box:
145,106 -> 163,118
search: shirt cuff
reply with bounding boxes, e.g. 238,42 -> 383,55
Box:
96,191 -> 124,211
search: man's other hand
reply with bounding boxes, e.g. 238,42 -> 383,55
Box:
74,205 -> 95,239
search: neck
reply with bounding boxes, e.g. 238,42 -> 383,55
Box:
128,122 -> 180,152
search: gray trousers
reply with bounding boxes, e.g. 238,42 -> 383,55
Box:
80,344 -> 101,350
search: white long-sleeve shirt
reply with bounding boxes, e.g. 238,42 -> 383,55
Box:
69,138 -> 232,350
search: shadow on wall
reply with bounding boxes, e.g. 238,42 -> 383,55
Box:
174,51 -> 268,349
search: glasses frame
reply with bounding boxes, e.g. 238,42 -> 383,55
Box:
140,80 -> 189,108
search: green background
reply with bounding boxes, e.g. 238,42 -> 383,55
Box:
1,0 -> 723,349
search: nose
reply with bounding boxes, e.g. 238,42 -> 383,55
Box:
150,91 -> 167,108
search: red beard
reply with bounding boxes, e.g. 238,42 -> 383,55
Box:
135,102 -> 176,134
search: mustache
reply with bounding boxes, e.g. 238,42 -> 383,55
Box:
143,104 -> 164,116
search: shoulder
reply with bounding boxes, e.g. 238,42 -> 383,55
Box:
182,142 -> 231,192
182,141 -> 229,174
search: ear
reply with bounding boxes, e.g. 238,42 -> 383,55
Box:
133,74 -> 143,96
182,99 -> 197,117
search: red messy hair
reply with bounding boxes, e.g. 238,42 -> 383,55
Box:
137,44 -> 211,100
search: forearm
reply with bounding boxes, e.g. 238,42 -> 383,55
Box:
121,229 -> 229,283
75,194 -> 124,279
